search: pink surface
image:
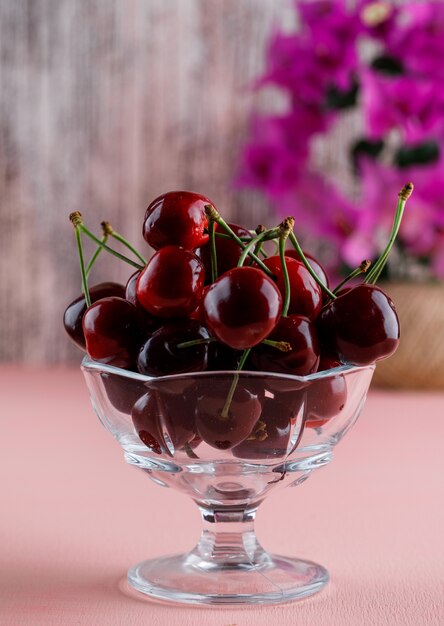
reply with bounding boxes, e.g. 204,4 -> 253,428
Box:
1,365 -> 443,625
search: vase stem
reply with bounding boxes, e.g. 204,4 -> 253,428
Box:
192,506 -> 270,569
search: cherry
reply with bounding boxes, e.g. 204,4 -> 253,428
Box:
305,356 -> 347,429
285,249 -> 329,288
82,297 -> 145,369
143,191 -> 211,250
263,255 -> 322,319
232,390 -> 304,459
125,271 -> 160,333
136,246 -> 205,318
251,315 -> 320,376
317,284 -> 400,365
137,320 -> 211,377
203,266 -> 282,350
63,282 -> 125,350
194,380 -> 262,450
197,222 -> 252,281
101,373 -> 147,415
132,390 -> 196,456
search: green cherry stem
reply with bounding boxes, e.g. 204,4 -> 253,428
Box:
204,205 -> 275,278
365,182 -> 414,285
85,232 -> 108,277
220,348 -> 251,420
79,224 -> 144,270
288,231 -> 336,300
333,260 -> 371,295
101,221 -> 147,265
183,442 -> 199,459
213,232 -> 252,242
176,337 -> 216,350
208,219 -> 218,283
69,212 -> 91,307
237,228 -> 277,268
278,217 -> 294,317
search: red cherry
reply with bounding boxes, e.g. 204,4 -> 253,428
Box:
232,390 -> 304,459
305,357 -> 347,429
203,266 -> 282,350
251,315 -> 320,376
63,282 -> 125,350
82,297 -> 145,369
137,320 -> 211,377
125,271 -> 160,333
101,373 -> 147,415
196,222 -> 252,281
263,255 -> 322,319
317,284 -> 400,365
284,250 -> 330,288
136,246 -> 205,318
194,381 -> 262,450
132,390 -> 196,456
143,191 -> 211,250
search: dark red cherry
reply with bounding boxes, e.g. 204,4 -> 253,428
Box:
305,357 -> 347,429
137,320 -> 211,377
285,250 -> 329,288
196,222 -> 252,282
194,381 -> 262,450
232,390 -> 304,459
143,190 -> 211,250
203,266 -> 282,350
136,246 -> 205,318
132,390 -> 196,456
317,284 -> 400,365
251,315 -> 320,376
263,256 -> 322,319
63,282 -> 125,350
101,373 -> 147,415
125,271 -> 160,333
82,297 -> 145,369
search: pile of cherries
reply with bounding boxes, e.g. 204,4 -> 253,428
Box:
65,186 -> 411,456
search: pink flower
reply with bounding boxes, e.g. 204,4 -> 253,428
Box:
362,71 -> 444,144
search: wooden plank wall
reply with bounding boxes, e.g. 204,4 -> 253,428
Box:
0,0 -> 290,363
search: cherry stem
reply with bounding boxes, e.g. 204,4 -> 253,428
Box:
205,205 -> 275,278
101,221 -> 147,265
253,225 -> 268,259
237,228 -> 276,268
208,219 -> 218,283
220,348 -> 251,420
365,182 -> 414,285
278,217 -> 294,317
288,231 -> 336,300
333,260 -> 371,295
85,232 -> 108,277
214,232 -> 251,242
262,339 -> 292,352
176,337 -> 216,350
183,442 -> 199,459
69,212 -> 91,307
79,224 -> 144,270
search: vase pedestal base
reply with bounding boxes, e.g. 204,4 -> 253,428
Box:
128,552 -> 329,606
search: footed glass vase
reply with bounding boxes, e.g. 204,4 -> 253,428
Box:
82,357 -> 374,605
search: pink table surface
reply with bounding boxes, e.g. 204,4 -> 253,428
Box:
1,365 -> 443,626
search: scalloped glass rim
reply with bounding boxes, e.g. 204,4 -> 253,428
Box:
81,355 -> 375,383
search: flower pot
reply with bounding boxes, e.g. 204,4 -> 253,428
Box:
373,283 -> 444,389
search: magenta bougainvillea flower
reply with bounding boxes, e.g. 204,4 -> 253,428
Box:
237,0 -> 444,278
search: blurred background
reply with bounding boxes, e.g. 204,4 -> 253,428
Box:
1,0 -> 444,387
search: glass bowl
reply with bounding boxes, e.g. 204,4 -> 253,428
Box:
81,356 -> 374,606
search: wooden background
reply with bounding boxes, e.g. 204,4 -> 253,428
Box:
0,0 -> 293,363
